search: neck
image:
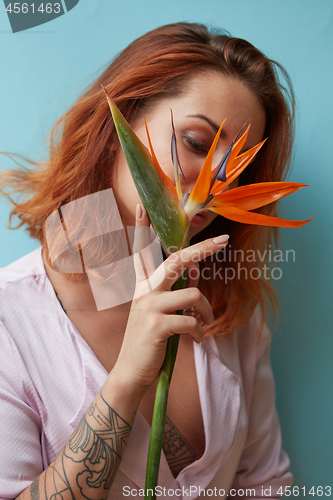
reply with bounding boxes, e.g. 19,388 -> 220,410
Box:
42,249 -> 131,350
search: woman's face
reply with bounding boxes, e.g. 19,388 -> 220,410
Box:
113,70 -> 266,239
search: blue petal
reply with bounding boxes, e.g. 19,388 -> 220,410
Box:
214,125 -> 248,184
170,114 -> 186,180
182,192 -> 190,205
215,143 -> 233,183
202,193 -> 214,208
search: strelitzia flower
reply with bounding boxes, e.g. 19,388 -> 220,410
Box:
103,89 -> 313,500
169,112 -> 312,229
105,92 -> 311,251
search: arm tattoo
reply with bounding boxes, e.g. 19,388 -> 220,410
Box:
42,394 -> 131,500
163,416 -> 196,478
30,477 -> 40,500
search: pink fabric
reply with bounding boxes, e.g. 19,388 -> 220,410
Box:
0,249 -> 293,499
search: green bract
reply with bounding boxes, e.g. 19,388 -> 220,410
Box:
104,91 -> 188,254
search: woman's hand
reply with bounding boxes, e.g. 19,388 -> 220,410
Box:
113,204 -> 229,399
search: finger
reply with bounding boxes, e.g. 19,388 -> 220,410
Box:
140,229 -> 162,278
132,204 -> 150,253
162,314 -> 204,344
149,234 -> 229,291
186,262 -> 200,289
132,204 -> 154,282
152,287 -> 214,325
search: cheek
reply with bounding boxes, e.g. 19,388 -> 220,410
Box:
180,162 -> 203,186
175,152 -> 207,194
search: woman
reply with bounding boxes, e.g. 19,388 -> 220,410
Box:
0,23 -> 294,499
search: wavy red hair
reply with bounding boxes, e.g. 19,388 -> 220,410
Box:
0,22 -> 295,335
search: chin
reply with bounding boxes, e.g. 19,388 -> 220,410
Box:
189,211 -> 216,239
189,222 -> 209,240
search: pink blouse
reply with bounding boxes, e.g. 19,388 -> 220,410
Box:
0,249 -> 293,499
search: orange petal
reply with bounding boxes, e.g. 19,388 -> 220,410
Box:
186,120 -> 225,207
143,115 -> 178,198
211,139 -> 267,195
212,182 -> 308,210
226,140 -> 267,185
209,205 -> 314,228
210,179 -> 225,195
225,124 -> 250,176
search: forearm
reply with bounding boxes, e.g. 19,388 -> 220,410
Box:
16,369 -> 142,500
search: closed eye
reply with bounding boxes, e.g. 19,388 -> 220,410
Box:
183,134 -> 209,155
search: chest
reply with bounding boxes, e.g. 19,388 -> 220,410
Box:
138,337 -> 205,477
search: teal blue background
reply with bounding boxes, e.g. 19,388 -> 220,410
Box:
0,0 -> 332,495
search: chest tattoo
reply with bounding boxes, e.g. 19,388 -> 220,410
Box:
162,416 -> 196,478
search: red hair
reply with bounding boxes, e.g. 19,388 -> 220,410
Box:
0,23 -> 295,335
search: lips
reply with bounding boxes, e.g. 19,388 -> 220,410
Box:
190,210 -> 210,226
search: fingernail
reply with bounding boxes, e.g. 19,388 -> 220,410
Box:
136,204 -> 143,220
212,234 -> 229,245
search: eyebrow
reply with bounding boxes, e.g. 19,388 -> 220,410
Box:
187,114 -> 222,134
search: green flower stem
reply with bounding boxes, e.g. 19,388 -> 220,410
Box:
104,94 -> 192,499
145,271 -> 187,500
144,367 -> 171,500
